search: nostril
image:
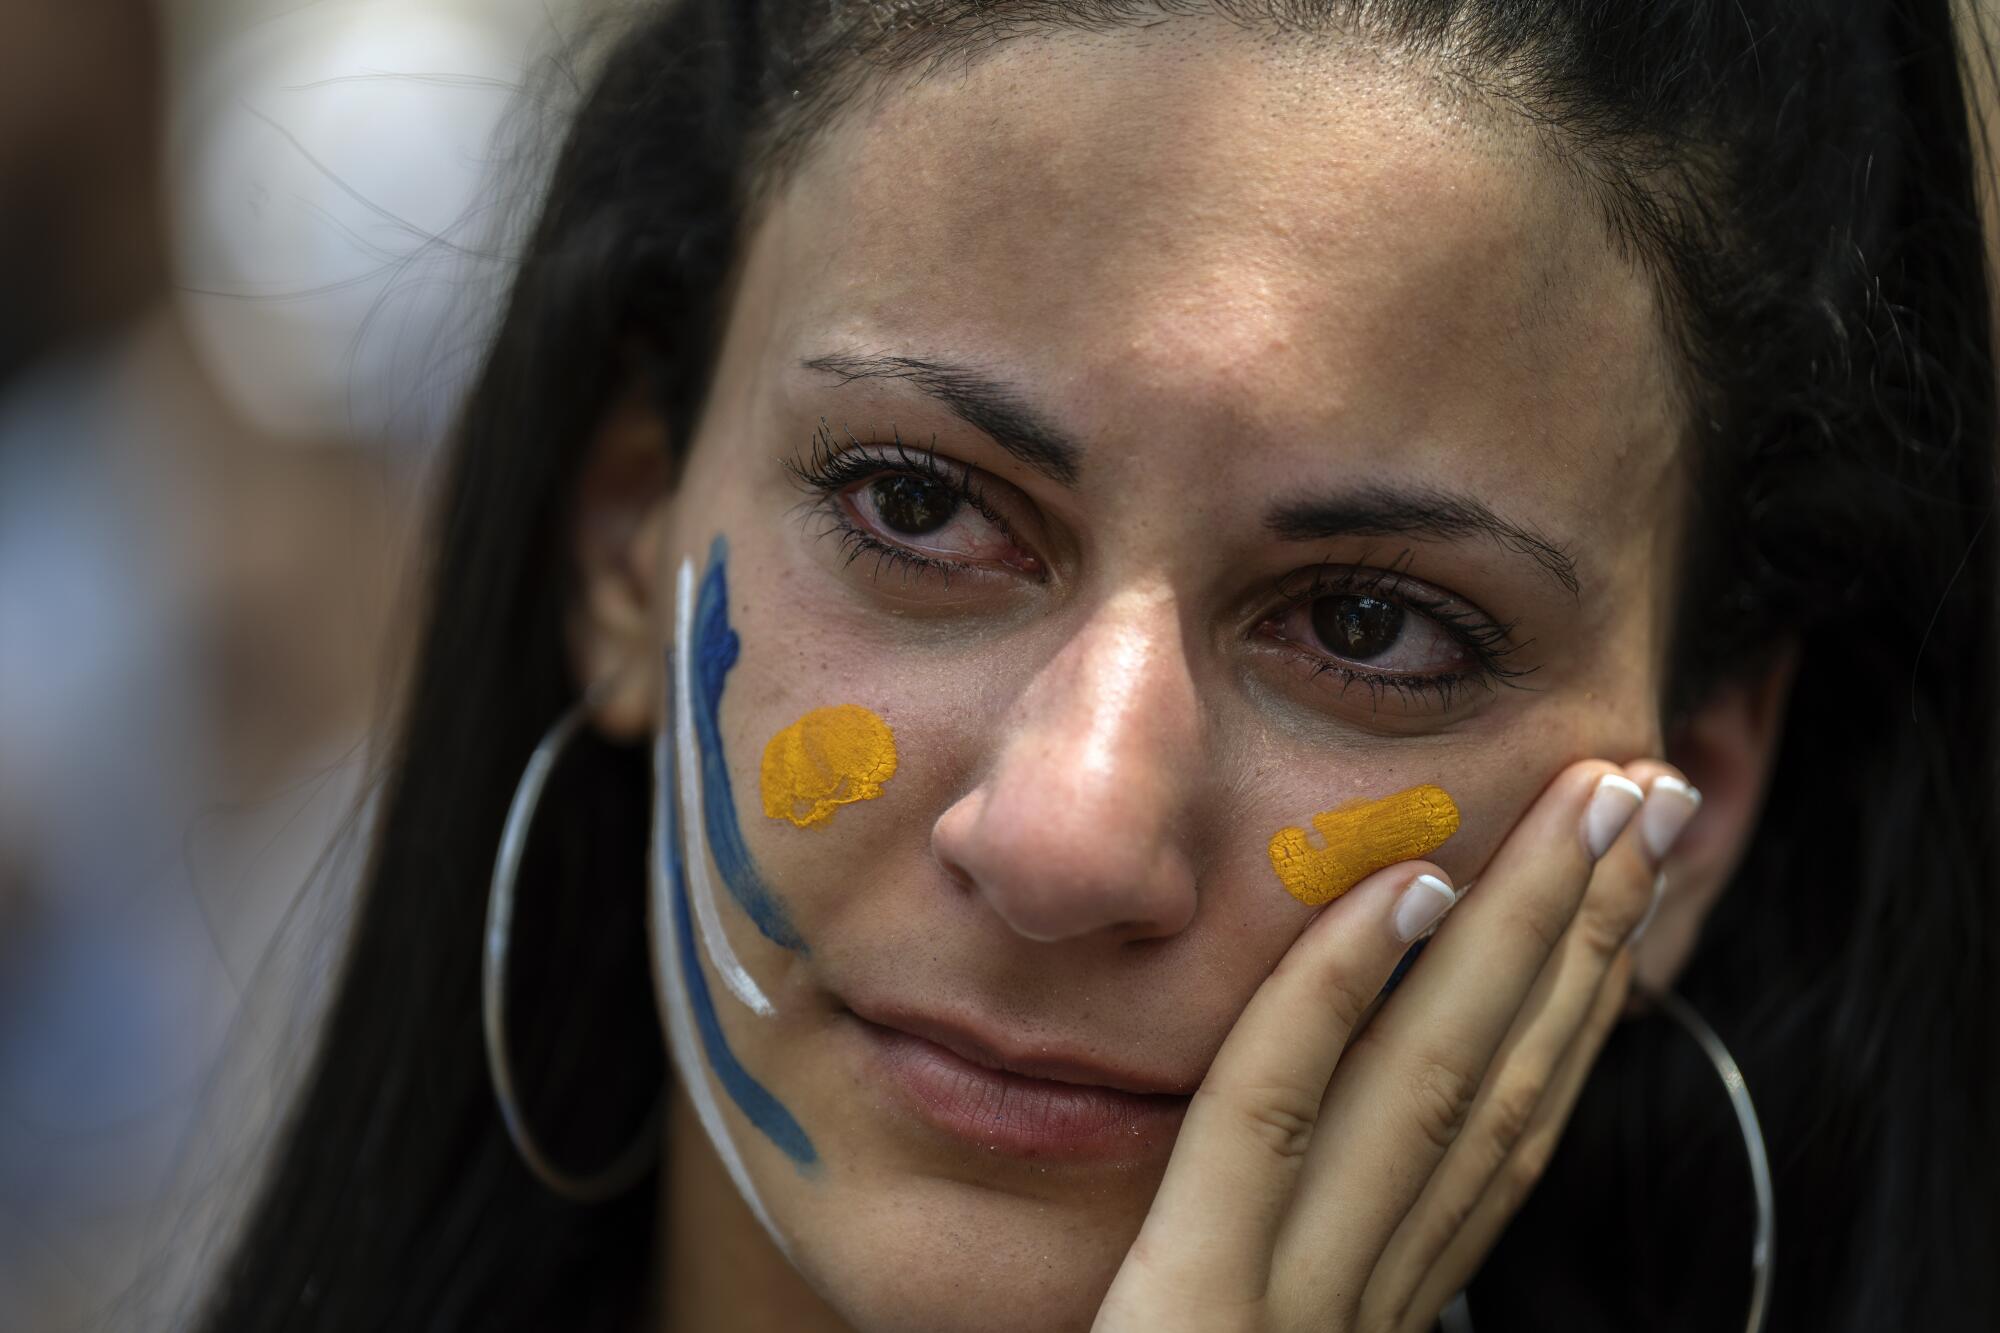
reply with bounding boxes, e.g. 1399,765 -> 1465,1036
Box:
934,850 -> 979,896
983,864 -> 1198,944
977,872 -> 1117,942
1009,916 -> 1081,945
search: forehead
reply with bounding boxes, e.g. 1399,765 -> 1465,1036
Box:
751,27 -> 1678,546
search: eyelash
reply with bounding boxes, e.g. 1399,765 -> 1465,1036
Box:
785,420 -> 1038,585
786,424 -> 1537,709
1267,559 -> 1539,709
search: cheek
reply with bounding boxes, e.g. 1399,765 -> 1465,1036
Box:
760,704 -> 899,829
1405,699 -> 1659,889
1267,784 -> 1462,906
722,640 -> 949,932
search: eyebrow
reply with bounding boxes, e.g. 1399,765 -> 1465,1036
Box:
801,351 -> 1578,598
799,352 -> 1083,486
1265,486 -> 1580,598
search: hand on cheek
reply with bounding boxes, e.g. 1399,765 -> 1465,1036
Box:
1097,756 -> 1697,1333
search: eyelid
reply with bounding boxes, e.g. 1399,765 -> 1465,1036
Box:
787,423 -> 1049,581
1278,592 -> 1465,676
1274,564 -> 1521,658
788,421 -> 1007,515
1258,561 -> 1537,709
786,428 -> 1535,712
829,448 -> 1026,547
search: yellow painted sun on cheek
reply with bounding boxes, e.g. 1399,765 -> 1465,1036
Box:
760,704 -> 899,829
1268,784 -> 1461,906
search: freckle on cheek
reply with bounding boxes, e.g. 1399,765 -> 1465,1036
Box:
1268,784 -> 1461,906
760,704 -> 899,828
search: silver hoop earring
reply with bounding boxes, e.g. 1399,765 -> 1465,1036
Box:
1438,982 -> 1773,1333
483,691 -> 661,1202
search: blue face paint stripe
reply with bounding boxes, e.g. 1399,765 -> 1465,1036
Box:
665,711 -> 819,1170
693,534 -> 807,953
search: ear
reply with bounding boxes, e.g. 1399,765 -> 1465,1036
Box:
565,370 -> 675,741
1629,642 -> 1799,1000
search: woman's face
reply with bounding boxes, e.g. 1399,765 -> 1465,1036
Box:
631,29 -> 1683,1333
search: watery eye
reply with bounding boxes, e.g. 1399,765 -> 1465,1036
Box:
869,475 -> 956,536
1311,595 -> 1403,661
836,464 -> 1043,575
1268,585 -> 1472,678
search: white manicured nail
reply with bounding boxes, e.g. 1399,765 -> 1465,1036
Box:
1629,870 -> 1666,945
1640,777 -> 1702,861
1392,873 -> 1458,943
1582,774 -> 1645,859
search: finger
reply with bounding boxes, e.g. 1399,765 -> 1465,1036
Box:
1352,876 -> 1478,1039
1401,944 -> 1635,1330
1364,761 -> 1689,1313
1101,859 -> 1459,1323
1270,760 -> 1637,1312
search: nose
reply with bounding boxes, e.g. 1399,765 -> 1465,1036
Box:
931,585 -> 1203,943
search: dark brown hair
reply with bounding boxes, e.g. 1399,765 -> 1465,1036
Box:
205,3 -> 2000,1329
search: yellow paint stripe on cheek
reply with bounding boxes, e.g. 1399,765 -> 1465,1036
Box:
1268,785 -> 1461,906
760,704 -> 899,829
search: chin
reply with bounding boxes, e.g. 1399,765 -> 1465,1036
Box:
783,1169 -> 1148,1333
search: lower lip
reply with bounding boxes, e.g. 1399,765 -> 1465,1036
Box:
857,1018 -> 1190,1163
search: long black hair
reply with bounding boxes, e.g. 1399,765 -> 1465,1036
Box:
202,3 -> 2000,1330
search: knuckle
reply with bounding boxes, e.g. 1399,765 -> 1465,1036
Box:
1313,961 -> 1386,1037
1573,892 -> 1639,960
1410,1174 -> 1480,1261
1481,1077 -> 1543,1158
1200,1081 -> 1322,1160
1498,1134 -> 1556,1209
1501,895 -> 1572,963
1405,1055 -> 1483,1156
1602,859 -> 1658,929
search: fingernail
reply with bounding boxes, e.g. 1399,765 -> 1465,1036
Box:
1640,776 -> 1702,861
1582,774 -> 1645,858
1392,873 -> 1458,943
1629,870 -> 1666,945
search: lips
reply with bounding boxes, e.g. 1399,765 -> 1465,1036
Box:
848,1005 -> 1196,1162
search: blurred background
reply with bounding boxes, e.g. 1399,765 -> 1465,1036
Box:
0,1 -> 606,1327
6,4 -> 2000,1333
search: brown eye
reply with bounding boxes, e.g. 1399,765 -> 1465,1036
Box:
1310,595 -> 1404,662
869,475 -> 956,536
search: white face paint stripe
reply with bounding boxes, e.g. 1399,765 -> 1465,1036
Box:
675,557 -> 776,1018
650,692 -> 790,1260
